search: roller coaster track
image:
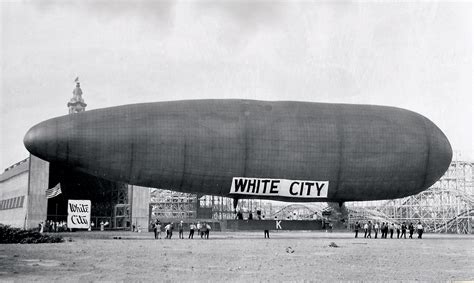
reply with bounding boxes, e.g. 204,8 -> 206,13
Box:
269,203 -> 328,218
347,206 -> 397,225
432,208 -> 474,233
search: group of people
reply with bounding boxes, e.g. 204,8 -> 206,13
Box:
39,220 -> 68,233
354,221 -> 424,239
152,220 -> 212,239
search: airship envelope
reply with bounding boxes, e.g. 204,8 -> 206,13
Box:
24,100 -> 452,202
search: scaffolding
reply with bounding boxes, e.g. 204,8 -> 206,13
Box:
150,191 -> 283,221
347,160 -> 473,234
198,196 -> 276,220
149,189 -> 197,220
112,182 -> 129,228
198,195 -> 235,220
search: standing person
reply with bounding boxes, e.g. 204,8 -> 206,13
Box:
197,222 -> 202,236
205,223 -> 211,239
367,221 -> 372,238
262,215 -> 270,238
156,222 -> 162,239
396,223 -> 401,239
169,222 -> 174,239
165,223 -> 171,239
380,222 -> 385,238
178,221 -> 184,239
38,221 -> 44,234
401,222 -> 407,239
389,223 -> 395,239
189,223 -> 195,239
363,222 -> 368,238
417,222 -> 424,239
264,228 -> 270,238
354,221 -> 361,238
200,223 -> 207,239
374,222 -> 379,239
153,220 -> 158,239
409,222 -> 415,239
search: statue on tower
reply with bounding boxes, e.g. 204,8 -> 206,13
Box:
68,76 -> 87,114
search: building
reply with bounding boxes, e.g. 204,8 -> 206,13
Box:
0,156 -> 49,228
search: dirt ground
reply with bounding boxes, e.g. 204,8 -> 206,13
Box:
0,231 -> 473,281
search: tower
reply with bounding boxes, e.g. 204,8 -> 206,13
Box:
67,78 -> 87,114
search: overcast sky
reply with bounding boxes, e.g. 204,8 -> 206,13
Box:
1,1 -> 472,170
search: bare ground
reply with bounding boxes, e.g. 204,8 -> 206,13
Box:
0,231 -> 473,281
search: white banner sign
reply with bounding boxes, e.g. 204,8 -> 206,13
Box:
230,177 -> 328,198
67,200 -> 91,229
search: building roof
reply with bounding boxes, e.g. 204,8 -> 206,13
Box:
1,157 -> 30,182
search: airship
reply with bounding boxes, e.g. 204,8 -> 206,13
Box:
23,99 -> 452,204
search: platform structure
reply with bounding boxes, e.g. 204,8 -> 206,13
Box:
347,160 -> 473,234
150,191 -> 272,221
149,190 -> 294,221
198,195 -> 235,220
200,196 -> 288,220
149,189 -> 197,221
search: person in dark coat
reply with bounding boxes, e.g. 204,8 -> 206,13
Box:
354,221 -> 361,238
401,222 -> 407,239
409,223 -> 415,239
205,223 -> 211,239
178,221 -> 184,239
200,223 -> 208,239
189,223 -> 195,239
367,221 -> 372,238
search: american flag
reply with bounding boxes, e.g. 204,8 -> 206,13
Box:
46,183 -> 62,199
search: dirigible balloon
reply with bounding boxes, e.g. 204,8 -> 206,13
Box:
24,100 -> 452,202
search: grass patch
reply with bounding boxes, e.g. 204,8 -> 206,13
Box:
0,224 -> 63,244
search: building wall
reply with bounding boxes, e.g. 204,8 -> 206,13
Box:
130,185 -> 150,231
0,161 -> 29,228
26,155 -> 49,229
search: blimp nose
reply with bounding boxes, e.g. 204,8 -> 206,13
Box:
422,121 -> 453,189
24,119 -> 64,163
